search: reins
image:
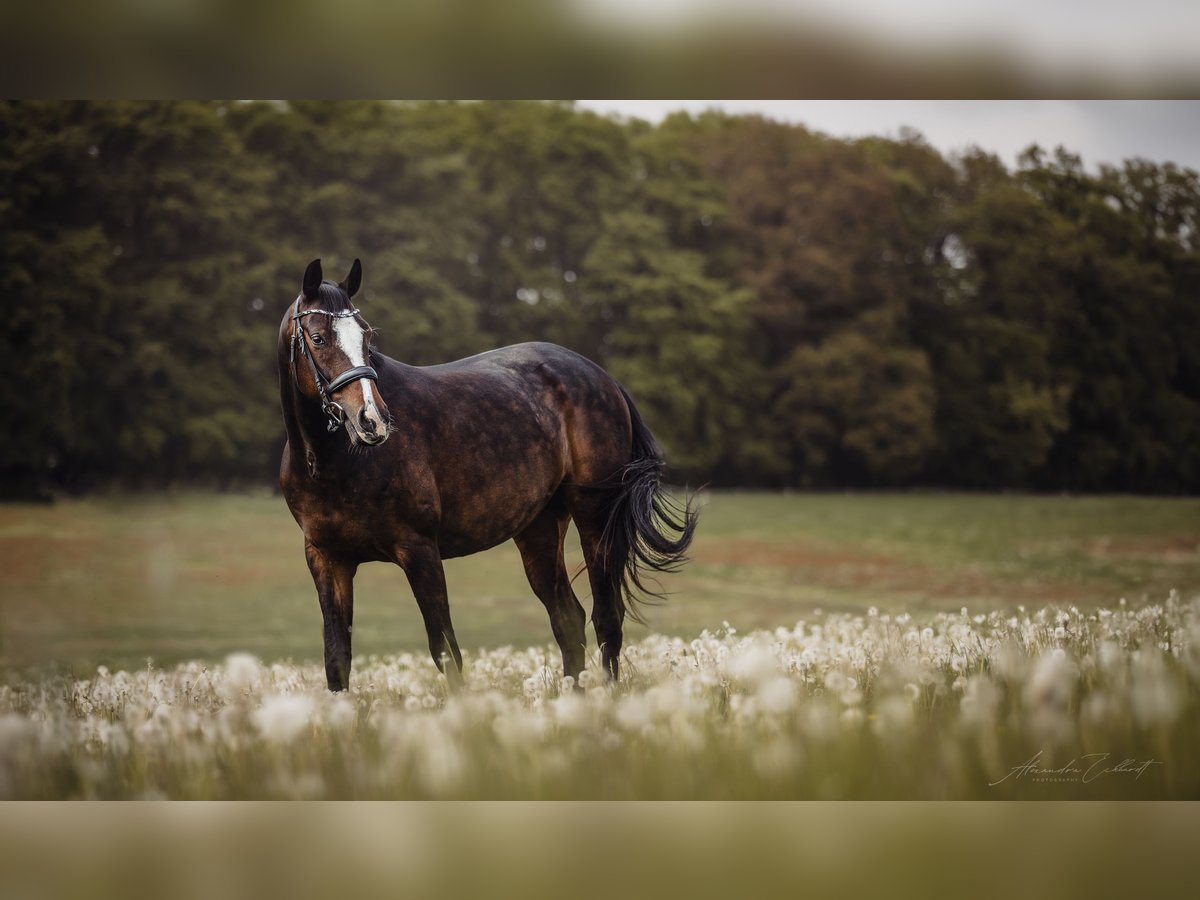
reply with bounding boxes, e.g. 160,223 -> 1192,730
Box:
290,297 -> 379,432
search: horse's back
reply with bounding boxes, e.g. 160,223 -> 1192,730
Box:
434,342 -> 634,483
377,342 -> 633,555
390,342 -> 631,453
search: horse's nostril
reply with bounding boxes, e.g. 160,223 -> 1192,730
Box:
360,411 -> 378,433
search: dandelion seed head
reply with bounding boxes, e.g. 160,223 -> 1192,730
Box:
728,643 -> 778,684
223,653 -> 262,695
252,694 -> 314,744
1023,652 -> 1076,714
325,695 -> 357,732
1,593 -> 1195,799
614,696 -> 652,731
823,670 -> 848,692
552,694 -> 589,730
757,677 -> 796,715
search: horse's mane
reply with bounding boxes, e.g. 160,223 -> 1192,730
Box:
314,281 -> 354,312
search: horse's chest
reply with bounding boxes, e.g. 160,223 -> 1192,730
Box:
284,477 -> 427,560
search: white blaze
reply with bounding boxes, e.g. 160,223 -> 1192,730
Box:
332,315 -> 383,427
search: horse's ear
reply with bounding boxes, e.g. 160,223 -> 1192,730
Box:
340,258 -> 362,299
302,258 -> 323,300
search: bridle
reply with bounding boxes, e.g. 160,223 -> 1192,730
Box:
289,297 -> 379,432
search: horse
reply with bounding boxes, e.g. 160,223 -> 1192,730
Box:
278,258 -> 697,691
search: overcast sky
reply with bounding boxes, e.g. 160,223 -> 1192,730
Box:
576,101 -> 1200,172
580,2 -> 1200,77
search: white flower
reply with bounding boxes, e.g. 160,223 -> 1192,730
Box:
728,643 -> 778,685
551,694 -> 589,729
823,670 -> 848,692
253,694 -> 314,743
757,677 -> 797,715
220,653 -> 263,700
1024,652 -> 1075,710
614,695 -> 652,731
325,695 -> 357,732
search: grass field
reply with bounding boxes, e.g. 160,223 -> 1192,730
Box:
1,491 -> 1198,799
1,491 -> 1197,674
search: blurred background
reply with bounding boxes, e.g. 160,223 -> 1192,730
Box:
3,1 -> 1200,96
3,100 -> 1198,495
2,803 -> 1199,898
1,100 -> 1198,675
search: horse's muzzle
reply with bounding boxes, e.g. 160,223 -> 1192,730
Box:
359,431 -> 388,447
350,409 -> 389,446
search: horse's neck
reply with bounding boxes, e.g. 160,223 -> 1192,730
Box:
279,362 -> 338,477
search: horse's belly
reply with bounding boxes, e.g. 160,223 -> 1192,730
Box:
433,444 -> 565,558
436,481 -> 559,557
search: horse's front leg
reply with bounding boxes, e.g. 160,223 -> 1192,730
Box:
304,540 -> 358,691
401,542 -> 464,681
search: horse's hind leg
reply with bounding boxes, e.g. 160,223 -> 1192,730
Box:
401,542 -> 464,680
573,495 -> 625,681
515,502 -> 587,680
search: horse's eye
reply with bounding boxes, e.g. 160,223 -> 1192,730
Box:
310,332 -> 325,346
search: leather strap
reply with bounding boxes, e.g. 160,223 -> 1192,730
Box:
325,365 -> 378,395
290,297 -> 378,431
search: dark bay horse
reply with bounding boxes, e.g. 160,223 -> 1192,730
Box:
279,258 -> 697,691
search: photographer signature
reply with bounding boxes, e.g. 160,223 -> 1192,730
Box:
989,751 -> 1163,786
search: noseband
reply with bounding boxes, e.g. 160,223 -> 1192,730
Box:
290,298 -> 379,432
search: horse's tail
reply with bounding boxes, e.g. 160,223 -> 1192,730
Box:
596,385 -> 699,624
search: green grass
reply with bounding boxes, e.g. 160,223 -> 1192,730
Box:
1,491 -> 1198,675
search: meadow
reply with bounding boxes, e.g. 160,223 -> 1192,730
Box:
1,492 -> 1198,798
2,491 -> 1198,673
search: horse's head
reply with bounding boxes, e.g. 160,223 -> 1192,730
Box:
288,258 -> 391,447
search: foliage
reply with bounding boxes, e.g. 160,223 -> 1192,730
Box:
2,102 -> 1198,492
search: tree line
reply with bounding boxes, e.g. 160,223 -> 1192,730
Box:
2,101 -> 1197,495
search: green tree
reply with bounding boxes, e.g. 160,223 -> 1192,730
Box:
775,331 -> 935,485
